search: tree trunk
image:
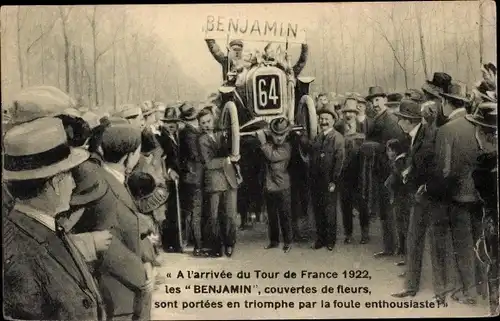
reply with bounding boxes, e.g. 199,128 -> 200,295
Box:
72,46 -> 78,98
91,7 -> 99,106
391,7 -> 398,90
112,43 -> 117,109
415,4 -> 429,80
62,25 -> 70,93
478,0 -> 484,65
16,7 -> 24,88
372,28 -> 377,85
40,25 -> 45,84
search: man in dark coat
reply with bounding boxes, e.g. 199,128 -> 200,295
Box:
336,96 -> 369,244
301,104 -> 345,250
258,117 -> 293,253
157,106 -> 183,252
364,86 -> 408,258
178,103 -> 204,256
421,72 -> 453,127
198,108 -> 240,257
438,81 -> 471,125
72,124 -> 155,320
430,102 -> 497,305
390,100 -> 442,300
3,117 -> 105,320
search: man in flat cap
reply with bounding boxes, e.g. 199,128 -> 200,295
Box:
3,117 -> 105,320
205,38 -> 245,82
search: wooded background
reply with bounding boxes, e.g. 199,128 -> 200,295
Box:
1,5 -> 206,112
1,2 -> 497,111
305,1 -> 497,99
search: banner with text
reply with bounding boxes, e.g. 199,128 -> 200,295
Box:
203,15 -> 306,44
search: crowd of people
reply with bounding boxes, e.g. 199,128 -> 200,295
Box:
2,56 -> 498,319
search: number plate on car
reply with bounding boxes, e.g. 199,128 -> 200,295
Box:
255,75 -> 281,110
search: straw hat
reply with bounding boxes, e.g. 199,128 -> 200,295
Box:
3,117 -> 89,181
9,86 -> 77,125
115,104 -> 142,119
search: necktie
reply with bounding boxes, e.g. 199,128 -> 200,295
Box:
55,221 -> 105,320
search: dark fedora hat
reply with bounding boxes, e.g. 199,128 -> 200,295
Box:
422,72 -> 452,98
269,117 -> 292,135
70,160 -> 108,206
127,171 -> 169,214
317,103 -> 339,120
465,102 -> 497,129
366,86 -> 387,101
386,92 -> 403,108
440,81 -> 471,104
404,89 -> 426,103
161,106 -> 180,122
393,99 -> 422,120
178,102 -> 198,121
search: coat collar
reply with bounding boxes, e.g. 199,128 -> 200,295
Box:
8,209 -> 85,286
101,169 -> 138,213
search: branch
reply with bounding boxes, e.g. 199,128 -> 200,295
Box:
26,19 -> 57,53
95,28 -> 122,61
371,17 -> 406,72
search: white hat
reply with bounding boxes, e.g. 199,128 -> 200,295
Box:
3,117 -> 89,181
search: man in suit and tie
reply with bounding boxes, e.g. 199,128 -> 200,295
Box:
391,100 -> 443,301
301,104 -> 345,251
430,102 -> 497,305
365,86 -> 408,258
177,102 -> 204,256
355,97 -> 373,136
3,117 -> 105,320
198,108 -> 240,258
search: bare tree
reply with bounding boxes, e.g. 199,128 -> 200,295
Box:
478,0 -> 484,65
58,6 -> 73,93
16,6 -> 27,88
415,4 -> 429,80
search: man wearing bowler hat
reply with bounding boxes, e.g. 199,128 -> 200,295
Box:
178,102 -> 205,256
391,100 -> 443,300
386,92 -> 404,113
421,72 -> 453,127
439,81 -> 471,125
300,103 -> 345,251
3,117 -> 105,320
364,86 -> 407,258
430,101 -> 497,305
257,117 -> 293,253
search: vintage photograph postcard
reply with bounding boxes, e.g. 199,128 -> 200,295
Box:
1,2 -> 498,319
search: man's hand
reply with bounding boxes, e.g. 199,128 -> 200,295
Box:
141,262 -> 155,293
328,182 -> 336,193
256,129 -> 267,145
92,230 -> 113,253
415,184 -> 427,203
168,169 -> 179,181
229,154 -> 240,162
